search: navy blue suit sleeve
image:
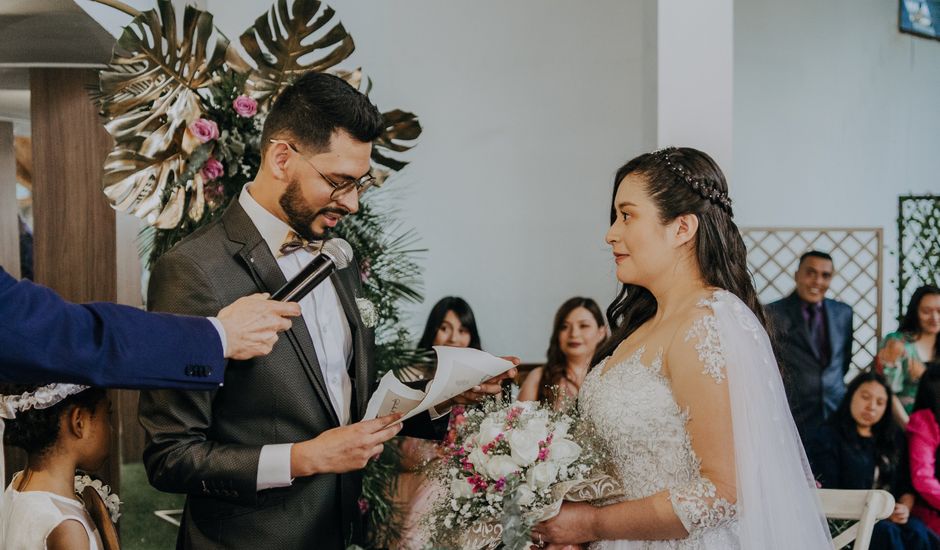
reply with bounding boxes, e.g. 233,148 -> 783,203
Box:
0,266 -> 225,389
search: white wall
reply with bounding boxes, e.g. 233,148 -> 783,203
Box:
209,0 -> 658,360
658,0 -> 734,170
734,0 -> 940,323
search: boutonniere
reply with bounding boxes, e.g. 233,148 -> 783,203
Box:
75,474 -> 122,523
356,298 -> 377,328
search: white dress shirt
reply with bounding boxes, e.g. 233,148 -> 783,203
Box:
238,185 -> 354,491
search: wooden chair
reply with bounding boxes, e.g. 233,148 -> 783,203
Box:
818,488 -> 895,550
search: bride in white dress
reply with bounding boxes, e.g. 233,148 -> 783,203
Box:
531,148 -> 832,549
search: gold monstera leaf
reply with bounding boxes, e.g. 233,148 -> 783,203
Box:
372,109 -> 422,173
102,145 -> 186,227
96,1 -> 227,216
240,0 -> 355,104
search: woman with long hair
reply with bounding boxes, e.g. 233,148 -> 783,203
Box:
878,285 -> 940,424
530,147 -> 830,549
807,371 -> 935,549
397,296 -> 484,549
518,297 -> 606,407
907,363 -> 940,535
416,296 -> 483,351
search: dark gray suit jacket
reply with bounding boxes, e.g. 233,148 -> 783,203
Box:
766,292 -> 854,439
139,201 -> 440,549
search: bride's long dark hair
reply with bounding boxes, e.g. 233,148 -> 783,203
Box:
594,147 -> 768,362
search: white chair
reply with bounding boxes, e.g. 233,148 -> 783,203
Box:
818,489 -> 896,550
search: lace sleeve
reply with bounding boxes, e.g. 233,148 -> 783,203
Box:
665,304 -> 738,537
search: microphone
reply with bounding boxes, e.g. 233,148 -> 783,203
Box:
271,238 -> 354,302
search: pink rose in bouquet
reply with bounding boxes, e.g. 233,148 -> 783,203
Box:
233,95 -> 258,118
188,118 -> 220,143
201,157 -> 224,181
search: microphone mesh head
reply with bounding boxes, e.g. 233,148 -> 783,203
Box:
322,238 -> 353,269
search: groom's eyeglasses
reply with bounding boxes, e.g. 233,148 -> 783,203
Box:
269,139 -> 376,199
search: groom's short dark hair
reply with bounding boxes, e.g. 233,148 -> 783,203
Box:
261,71 -> 384,154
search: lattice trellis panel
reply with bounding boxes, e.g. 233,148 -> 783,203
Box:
898,195 -> 940,317
742,227 -> 883,371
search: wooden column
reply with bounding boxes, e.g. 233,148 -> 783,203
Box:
31,68 -> 115,300
0,121 -> 19,278
29,68 -> 121,492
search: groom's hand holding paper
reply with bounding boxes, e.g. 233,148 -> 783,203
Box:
289,412 -> 404,476
364,347 -> 519,425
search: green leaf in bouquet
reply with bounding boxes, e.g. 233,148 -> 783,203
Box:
500,488 -> 532,550
240,0 -> 355,104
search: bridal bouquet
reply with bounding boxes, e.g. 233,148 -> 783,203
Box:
428,398 -> 620,549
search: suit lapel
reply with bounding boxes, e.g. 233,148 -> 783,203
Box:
221,201 -> 340,427
331,266 -> 372,421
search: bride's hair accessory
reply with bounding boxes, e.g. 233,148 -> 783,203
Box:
654,147 -> 733,214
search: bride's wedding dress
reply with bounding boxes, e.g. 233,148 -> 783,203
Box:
578,290 -> 832,549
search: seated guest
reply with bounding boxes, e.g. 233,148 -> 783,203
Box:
416,296 -> 482,352
878,285 -> 940,425
807,371 -> 936,549
766,250 -> 854,440
397,297 -> 483,549
1,383 -> 114,550
908,363 -> 940,537
518,297 -> 606,408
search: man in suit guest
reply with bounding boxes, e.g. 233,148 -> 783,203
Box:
0,265 -> 299,388
139,72 -> 513,549
766,250 -> 854,440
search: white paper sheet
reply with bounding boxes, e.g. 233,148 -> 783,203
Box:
363,346 -> 514,422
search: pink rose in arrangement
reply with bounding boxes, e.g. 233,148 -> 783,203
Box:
200,157 -> 224,181
232,95 -> 258,118
188,118 -> 219,143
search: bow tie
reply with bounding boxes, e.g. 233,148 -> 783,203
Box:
278,232 -> 324,257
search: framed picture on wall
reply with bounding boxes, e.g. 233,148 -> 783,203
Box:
900,0 -> 940,40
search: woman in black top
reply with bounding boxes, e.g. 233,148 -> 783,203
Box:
807,371 -> 938,549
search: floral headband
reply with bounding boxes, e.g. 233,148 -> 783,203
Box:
0,383 -> 89,487
0,383 -> 122,525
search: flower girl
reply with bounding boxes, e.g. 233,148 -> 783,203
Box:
1,383 -> 120,549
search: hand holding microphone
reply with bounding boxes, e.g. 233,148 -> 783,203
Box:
217,238 -> 352,360
271,238 -> 354,302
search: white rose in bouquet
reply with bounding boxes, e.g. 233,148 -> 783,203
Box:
517,484 -> 537,507
527,460 -> 560,490
469,446 -> 490,471
553,419 -> 571,440
478,415 -> 504,446
486,455 -> 521,480
508,429 -> 541,467
548,438 -> 582,468
516,420 -> 550,441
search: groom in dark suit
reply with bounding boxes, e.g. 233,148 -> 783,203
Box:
767,250 -> 854,440
139,73 -> 510,549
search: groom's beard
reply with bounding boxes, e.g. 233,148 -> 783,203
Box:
279,179 -> 349,241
